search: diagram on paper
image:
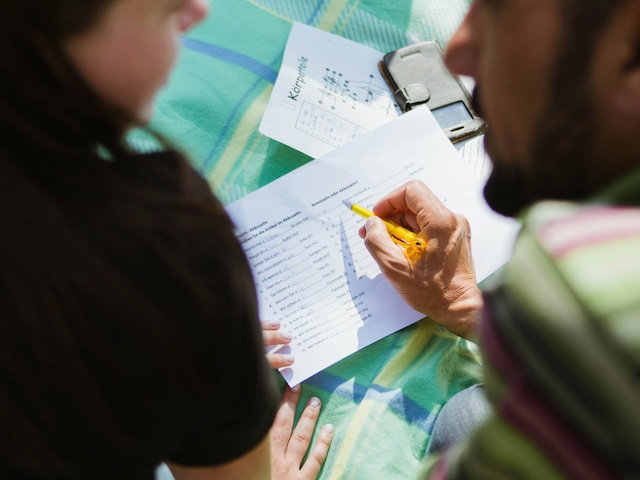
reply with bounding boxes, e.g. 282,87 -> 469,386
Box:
294,69 -> 399,149
296,102 -> 368,148
259,23 -> 402,159
318,70 -> 398,115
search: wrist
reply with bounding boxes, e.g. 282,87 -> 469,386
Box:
439,286 -> 484,342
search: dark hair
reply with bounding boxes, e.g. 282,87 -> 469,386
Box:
0,0 -> 139,165
0,2 -> 264,476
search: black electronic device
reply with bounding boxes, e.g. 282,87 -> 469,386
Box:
379,41 -> 487,143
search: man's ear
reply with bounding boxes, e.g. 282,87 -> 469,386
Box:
596,0 -> 640,117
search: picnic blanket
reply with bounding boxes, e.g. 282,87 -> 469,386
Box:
144,1 -> 482,479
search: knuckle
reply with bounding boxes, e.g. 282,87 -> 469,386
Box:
456,213 -> 471,231
429,209 -> 460,235
309,450 -> 326,464
301,406 -> 319,421
363,226 -> 390,251
293,432 -> 310,444
406,179 -> 424,189
363,235 -> 377,254
272,416 -> 290,431
317,434 -> 332,448
441,210 -> 459,229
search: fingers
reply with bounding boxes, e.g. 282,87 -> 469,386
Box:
271,385 -> 334,479
297,406 -> 334,479
372,180 -> 447,233
267,352 -> 295,369
262,320 -> 295,369
362,217 -> 409,275
371,180 -> 428,217
261,320 -> 292,346
286,396 -> 322,460
271,385 -> 301,456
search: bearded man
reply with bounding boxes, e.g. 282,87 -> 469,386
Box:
360,0 -> 640,477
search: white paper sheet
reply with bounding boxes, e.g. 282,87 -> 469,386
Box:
259,23 -> 401,159
229,107 -> 519,386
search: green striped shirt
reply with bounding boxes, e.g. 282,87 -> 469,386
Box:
420,168 -> 640,479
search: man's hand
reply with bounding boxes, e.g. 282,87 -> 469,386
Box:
261,320 -> 295,369
359,180 -> 483,340
271,385 -> 334,479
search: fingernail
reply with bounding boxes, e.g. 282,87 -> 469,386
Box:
269,320 -> 281,328
282,332 -> 292,341
283,355 -> 295,364
309,397 -> 320,408
323,424 -> 334,434
291,384 -> 301,392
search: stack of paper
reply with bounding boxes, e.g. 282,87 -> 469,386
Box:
228,24 -> 518,386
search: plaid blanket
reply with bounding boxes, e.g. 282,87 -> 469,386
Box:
146,1 -> 481,478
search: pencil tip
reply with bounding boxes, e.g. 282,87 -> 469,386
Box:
342,199 -> 353,209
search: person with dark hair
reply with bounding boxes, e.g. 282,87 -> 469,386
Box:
357,0 -> 640,477
0,0 -> 332,478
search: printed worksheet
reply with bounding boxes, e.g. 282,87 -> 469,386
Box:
229,107 -> 519,386
259,22 -> 401,159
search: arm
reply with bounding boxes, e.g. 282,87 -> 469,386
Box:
359,180 -> 483,340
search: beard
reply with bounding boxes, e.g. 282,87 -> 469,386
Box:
475,84 -> 598,218
482,149 -> 532,218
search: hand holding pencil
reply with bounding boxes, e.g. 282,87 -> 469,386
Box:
342,199 -> 427,254
349,180 -> 483,341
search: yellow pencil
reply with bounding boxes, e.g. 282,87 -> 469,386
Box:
342,199 -> 427,253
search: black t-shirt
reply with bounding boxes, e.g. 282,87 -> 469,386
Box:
1,151 -> 279,479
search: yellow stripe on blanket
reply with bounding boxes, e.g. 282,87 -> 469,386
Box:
326,321 -> 439,478
246,0 -> 298,23
326,397 -> 389,479
206,85 -> 273,189
374,320 -> 438,388
318,0 -> 360,32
